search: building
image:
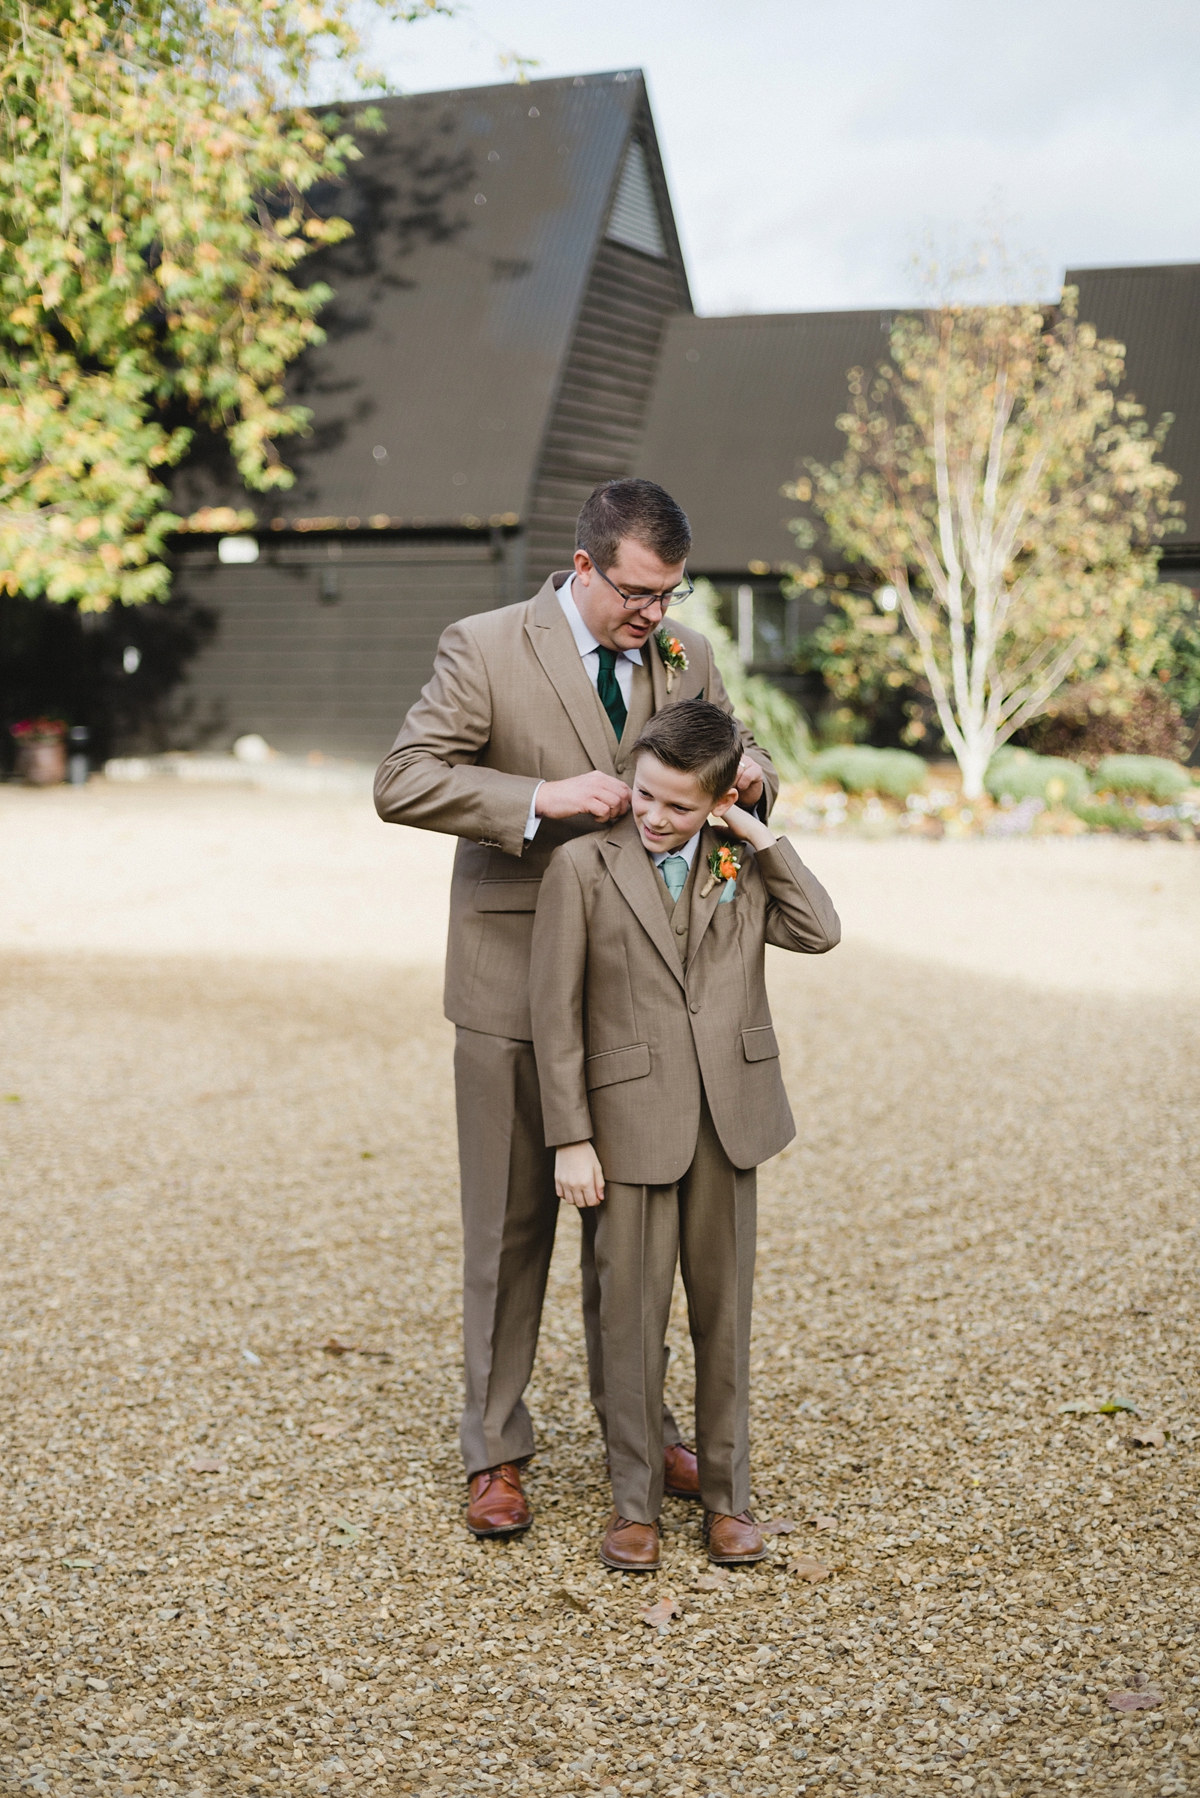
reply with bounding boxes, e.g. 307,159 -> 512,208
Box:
170,70 -> 689,759
168,66 -> 1200,759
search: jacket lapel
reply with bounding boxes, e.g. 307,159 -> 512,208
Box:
687,825 -> 728,964
648,624 -> 670,714
525,576 -> 616,777
599,814 -> 686,990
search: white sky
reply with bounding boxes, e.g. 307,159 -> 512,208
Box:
352,0 -> 1200,316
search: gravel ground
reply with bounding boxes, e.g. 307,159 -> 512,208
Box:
1,783 -> 1197,1798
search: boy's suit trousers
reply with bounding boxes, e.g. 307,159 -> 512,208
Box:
582,1095 -> 756,1522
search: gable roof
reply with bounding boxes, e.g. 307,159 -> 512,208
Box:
636,308 -> 893,573
1067,262 -> 1200,554
175,70 -> 687,530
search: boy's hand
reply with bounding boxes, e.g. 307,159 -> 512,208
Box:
555,1141 -> 606,1208
712,798 -> 777,852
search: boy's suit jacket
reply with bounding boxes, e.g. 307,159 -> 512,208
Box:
529,812 -> 840,1184
374,573 -> 779,1041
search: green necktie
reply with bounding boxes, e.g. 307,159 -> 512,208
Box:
659,855 -> 689,901
595,646 -> 627,740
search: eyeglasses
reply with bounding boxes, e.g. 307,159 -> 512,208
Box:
592,563 -> 695,612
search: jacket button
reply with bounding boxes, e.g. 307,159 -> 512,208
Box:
675,923 -> 687,934
689,1000 -> 700,1013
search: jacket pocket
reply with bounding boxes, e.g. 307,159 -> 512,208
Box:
474,879 -> 541,912
741,1025 -> 780,1063
584,1042 -> 651,1090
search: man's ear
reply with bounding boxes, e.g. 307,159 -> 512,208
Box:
573,548 -> 594,583
709,786 -> 741,820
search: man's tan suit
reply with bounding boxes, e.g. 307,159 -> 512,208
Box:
374,572 -> 779,1476
528,814 -> 840,1520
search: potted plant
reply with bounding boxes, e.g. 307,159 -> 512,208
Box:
11,717 -> 68,786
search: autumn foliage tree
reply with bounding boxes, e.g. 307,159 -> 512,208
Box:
789,292 -> 1185,797
0,0 -> 441,612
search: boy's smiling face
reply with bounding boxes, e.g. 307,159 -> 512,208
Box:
631,752 -> 736,855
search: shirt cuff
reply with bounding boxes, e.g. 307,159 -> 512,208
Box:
524,782 -> 544,842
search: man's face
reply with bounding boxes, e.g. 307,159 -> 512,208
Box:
632,753 -> 725,855
572,537 -> 688,654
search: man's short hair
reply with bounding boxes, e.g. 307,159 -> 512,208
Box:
632,700 -> 741,800
576,478 -> 691,574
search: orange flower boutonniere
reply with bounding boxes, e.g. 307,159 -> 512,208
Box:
655,629 -> 689,692
699,841 -> 742,898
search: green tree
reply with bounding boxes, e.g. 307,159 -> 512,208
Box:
0,0 -> 442,612
788,292 -> 1184,797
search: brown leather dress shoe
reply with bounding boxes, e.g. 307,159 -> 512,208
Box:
465,1463 -> 532,1537
704,1509 -> 766,1564
600,1509 -> 660,1571
663,1441 -> 701,1500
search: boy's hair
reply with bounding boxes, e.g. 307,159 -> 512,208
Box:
632,700 -> 741,800
576,478 -> 691,573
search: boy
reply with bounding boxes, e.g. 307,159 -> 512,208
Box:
529,701 -> 840,1570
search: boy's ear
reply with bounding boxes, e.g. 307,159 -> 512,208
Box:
709,786 -> 741,819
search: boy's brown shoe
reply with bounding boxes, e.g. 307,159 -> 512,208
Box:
703,1510 -> 766,1564
465,1463 -> 532,1537
663,1442 -> 701,1499
600,1511 -> 660,1571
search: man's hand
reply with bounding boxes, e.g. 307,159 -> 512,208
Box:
555,1141 -> 606,1208
535,773 -> 631,823
734,755 -> 765,809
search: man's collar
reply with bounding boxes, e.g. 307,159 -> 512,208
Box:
557,573 -> 643,664
651,830 -> 701,870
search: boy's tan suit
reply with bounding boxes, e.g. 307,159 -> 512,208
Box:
529,814 -> 840,1522
374,573 -> 779,1476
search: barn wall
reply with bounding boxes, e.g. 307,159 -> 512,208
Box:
170,536 -> 508,761
524,235 -> 689,587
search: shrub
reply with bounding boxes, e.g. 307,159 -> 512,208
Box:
809,744 -> 928,798
1071,801 -> 1147,833
1092,754 -> 1194,802
985,747 -> 1091,807
674,582 -> 811,780
1022,684 -> 1188,767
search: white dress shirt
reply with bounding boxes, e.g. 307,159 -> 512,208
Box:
651,831 -> 701,873
524,574 -> 645,841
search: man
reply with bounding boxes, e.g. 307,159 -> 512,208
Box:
374,478 -> 778,1536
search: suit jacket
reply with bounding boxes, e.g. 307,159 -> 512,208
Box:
374,573 -> 781,1040
529,812 -> 840,1183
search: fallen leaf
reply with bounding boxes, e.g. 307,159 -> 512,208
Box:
555,1587 -> 591,1613
1130,1419 -> 1166,1448
1108,1689 -> 1163,1712
308,1421 -> 348,1438
808,1513 -> 838,1531
1058,1397 -> 1102,1415
328,1519 -> 361,1547
321,1337 -> 357,1356
694,1570 -> 729,1590
641,1594 -> 681,1627
189,1456 -> 227,1474
1097,1396 -> 1139,1415
62,1557 -> 94,1569
761,1518 -> 797,1536
788,1556 -> 830,1583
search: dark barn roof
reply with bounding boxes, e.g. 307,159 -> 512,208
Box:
636,309 -> 893,574
175,70 -> 689,534
1067,262 -> 1200,557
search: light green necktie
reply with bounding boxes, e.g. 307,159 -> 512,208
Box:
659,855 -> 688,901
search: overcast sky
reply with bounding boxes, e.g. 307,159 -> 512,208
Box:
354,0 -> 1200,316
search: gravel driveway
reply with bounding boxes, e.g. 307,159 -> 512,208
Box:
1,783 -> 1196,1798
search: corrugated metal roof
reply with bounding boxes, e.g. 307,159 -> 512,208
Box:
1066,263 -> 1200,553
637,309 -> 893,572
176,70 -> 685,530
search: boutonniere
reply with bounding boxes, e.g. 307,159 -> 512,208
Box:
699,841 -> 742,898
656,629 -> 689,692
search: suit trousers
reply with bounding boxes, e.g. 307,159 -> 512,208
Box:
454,1027 -> 681,1478
581,1097 -> 756,1524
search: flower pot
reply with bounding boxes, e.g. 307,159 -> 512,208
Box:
17,740 -> 67,786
